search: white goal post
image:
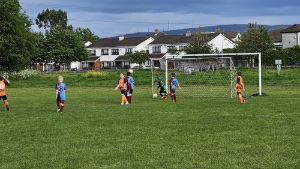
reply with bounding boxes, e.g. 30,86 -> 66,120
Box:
152,53 -> 262,97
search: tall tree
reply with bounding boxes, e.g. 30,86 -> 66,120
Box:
0,0 -> 34,71
75,27 -> 99,42
36,9 -> 68,31
184,28 -> 213,54
236,23 -> 275,53
235,23 -> 275,67
42,25 -> 89,70
129,50 -> 149,66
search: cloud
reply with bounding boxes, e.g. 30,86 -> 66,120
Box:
19,0 -> 300,37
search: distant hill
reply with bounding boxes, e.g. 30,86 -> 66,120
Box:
120,24 -> 290,38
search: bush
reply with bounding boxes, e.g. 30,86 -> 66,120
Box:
0,69 -> 41,80
81,71 -> 108,78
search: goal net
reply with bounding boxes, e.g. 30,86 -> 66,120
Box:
151,53 -> 262,98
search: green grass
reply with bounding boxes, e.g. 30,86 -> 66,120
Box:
1,68 -> 300,168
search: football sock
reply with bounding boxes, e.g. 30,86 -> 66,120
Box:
57,101 -> 61,109
174,94 -> 176,102
60,105 -> 64,112
4,100 -> 9,106
127,96 -> 131,103
239,96 -> 243,103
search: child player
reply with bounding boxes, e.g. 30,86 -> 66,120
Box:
157,76 -> 167,100
115,73 -> 129,105
0,76 -> 10,111
235,71 -> 245,104
126,71 -> 134,103
55,75 -> 67,113
169,73 -> 181,102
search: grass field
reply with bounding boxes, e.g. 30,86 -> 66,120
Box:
1,69 -> 300,168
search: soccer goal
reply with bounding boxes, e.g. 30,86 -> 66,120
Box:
151,53 -> 262,98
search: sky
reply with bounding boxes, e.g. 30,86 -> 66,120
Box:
19,0 -> 300,38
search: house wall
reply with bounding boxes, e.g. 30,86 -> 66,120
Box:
95,60 -> 101,70
282,33 -> 300,48
209,35 -> 235,52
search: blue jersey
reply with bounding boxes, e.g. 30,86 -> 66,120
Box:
56,82 -> 67,100
127,76 -> 134,90
170,77 -> 179,90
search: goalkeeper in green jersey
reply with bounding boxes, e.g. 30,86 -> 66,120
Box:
157,77 -> 167,100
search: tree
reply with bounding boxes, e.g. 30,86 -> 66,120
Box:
36,9 -> 68,31
184,28 -> 213,54
75,27 -> 99,42
129,50 -> 149,66
0,0 -> 35,71
41,25 -> 89,70
235,23 -> 275,67
236,23 -> 275,53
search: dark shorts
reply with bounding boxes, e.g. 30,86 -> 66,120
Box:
120,90 -> 126,94
0,95 -> 7,101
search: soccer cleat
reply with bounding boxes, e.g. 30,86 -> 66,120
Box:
6,105 -> 9,111
121,102 -> 124,105
57,109 -> 60,112
243,100 -> 246,103
125,102 -> 129,104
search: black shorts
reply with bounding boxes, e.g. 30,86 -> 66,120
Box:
120,90 -> 126,94
0,95 -> 8,101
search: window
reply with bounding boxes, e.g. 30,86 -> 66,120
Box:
112,49 -> 119,55
167,46 -> 175,52
153,46 -> 161,53
179,46 -> 187,50
90,50 -> 96,55
82,62 -> 88,69
101,49 -> 109,55
125,48 -> 133,54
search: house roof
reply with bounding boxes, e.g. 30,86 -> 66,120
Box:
149,33 -> 222,45
87,36 -> 151,48
222,31 -> 240,40
269,29 -> 284,43
87,56 -> 100,62
281,24 -> 300,33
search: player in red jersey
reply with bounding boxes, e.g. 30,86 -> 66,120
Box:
169,73 -> 181,102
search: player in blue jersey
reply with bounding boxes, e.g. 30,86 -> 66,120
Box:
169,73 -> 181,102
55,75 -> 67,113
126,71 -> 134,103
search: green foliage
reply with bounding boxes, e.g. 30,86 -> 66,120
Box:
1,86 -> 300,168
75,27 -> 99,42
236,23 -> 275,54
262,46 -> 300,65
42,25 -> 89,68
35,8 -> 68,30
129,50 -> 149,65
0,69 -> 40,80
0,0 -> 35,71
184,28 -> 213,54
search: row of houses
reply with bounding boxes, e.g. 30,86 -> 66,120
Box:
36,24 -> 300,71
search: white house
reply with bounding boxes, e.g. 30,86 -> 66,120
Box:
281,24 -> 300,48
86,36 -> 155,69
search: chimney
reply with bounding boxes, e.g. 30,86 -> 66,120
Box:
185,30 -> 192,37
154,29 -> 159,35
215,27 -> 221,33
119,35 -> 124,41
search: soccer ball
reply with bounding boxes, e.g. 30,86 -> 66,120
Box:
153,93 -> 158,98
128,69 -> 133,74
